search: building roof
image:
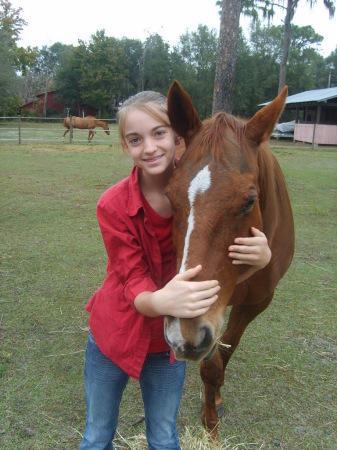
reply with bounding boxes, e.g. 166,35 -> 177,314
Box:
259,87 -> 337,106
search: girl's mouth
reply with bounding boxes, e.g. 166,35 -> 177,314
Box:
144,154 -> 163,163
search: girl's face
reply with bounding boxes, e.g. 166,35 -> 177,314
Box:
121,108 -> 178,178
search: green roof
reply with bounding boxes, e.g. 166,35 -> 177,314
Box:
259,87 -> 337,106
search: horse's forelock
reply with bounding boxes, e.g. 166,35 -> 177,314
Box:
188,112 -> 246,163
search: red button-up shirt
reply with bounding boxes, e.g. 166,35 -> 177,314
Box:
85,165 -> 175,379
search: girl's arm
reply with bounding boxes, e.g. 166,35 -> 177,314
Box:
228,227 -> 272,284
136,227 -> 271,316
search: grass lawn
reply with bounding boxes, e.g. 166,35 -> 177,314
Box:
0,142 -> 336,449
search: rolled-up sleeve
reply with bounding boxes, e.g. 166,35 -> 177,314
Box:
97,196 -> 157,307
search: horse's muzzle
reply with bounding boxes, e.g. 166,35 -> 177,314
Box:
164,317 -> 215,361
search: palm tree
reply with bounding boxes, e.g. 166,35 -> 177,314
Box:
212,0 -> 242,114
278,0 -> 335,93
212,0 -> 335,113
212,0 -> 279,114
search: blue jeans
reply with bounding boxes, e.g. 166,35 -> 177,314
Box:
80,332 -> 186,450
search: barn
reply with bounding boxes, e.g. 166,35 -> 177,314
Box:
262,87 -> 337,146
20,91 -> 98,117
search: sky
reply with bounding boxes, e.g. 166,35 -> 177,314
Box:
9,0 -> 337,57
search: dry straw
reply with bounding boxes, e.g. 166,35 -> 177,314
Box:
114,426 -> 260,449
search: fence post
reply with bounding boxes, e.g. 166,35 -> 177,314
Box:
312,122 -> 317,150
17,109 -> 21,144
69,115 -> 72,143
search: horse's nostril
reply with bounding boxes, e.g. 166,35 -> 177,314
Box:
198,325 -> 213,350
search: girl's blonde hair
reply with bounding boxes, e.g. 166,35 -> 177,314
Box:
117,91 -> 170,142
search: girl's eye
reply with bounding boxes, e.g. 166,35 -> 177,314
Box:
155,129 -> 166,137
129,137 -> 140,145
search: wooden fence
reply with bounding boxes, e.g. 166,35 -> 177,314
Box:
0,116 -> 117,144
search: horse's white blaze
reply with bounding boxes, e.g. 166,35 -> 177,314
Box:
180,165 -> 211,273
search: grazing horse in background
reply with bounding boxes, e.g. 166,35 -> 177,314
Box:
62,116 -> 110,142
164,81 -> 294,438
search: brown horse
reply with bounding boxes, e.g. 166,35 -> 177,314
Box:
164,81 -> 294,438
62,116 -> 110,141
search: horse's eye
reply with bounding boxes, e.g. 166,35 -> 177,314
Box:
238,195 -> 256,217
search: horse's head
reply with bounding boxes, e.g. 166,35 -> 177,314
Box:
104,123 -> 110,135
96,118 -> 110,135
164,81 -> 287,361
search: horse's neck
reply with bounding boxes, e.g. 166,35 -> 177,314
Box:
257,145 -> 291,230
257,147 -> 276,204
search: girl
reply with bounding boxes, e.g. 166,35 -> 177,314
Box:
80,91 -> 271,450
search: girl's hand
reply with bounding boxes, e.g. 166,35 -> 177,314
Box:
228,227 -> 271,270
135,265 -> 220,319
159,265 -> 220,318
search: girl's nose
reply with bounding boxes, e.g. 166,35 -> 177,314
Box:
143,137 -> 157,153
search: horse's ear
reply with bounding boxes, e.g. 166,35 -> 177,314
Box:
167,80 -> 202,146
246,86 -> 288,146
